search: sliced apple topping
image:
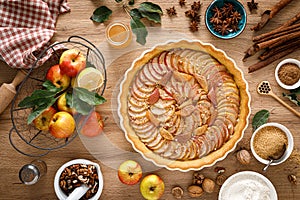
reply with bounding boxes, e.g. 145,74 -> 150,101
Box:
147,88 -> 160,105
159,127 -> 174,141
126,48 -> 241,161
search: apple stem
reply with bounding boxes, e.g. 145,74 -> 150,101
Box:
73,52 -> 81,62
150,186 -> 156,192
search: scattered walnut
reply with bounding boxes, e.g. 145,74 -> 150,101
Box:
288,174 -> 297,185
188,185 -> 204,197
193,171 -> 204,185
202,178 -> 215,193
216,174 -> 227,186
172,186 -> 184,199
237,149 -> 251,165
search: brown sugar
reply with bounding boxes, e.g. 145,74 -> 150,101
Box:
278,63 -> 300,85
253,126 -> 288,160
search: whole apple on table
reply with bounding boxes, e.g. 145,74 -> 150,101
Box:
33,49 -> 104,139
118,160 -> 165,200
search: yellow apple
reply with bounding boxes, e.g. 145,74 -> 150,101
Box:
57,92 -> 76,115
140,174 -> 165,200
46,64 -> 71,89
118,160 -> 142,185
33,106 -> 56,131
49,111 -> 75,138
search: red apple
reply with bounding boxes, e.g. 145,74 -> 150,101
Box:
59,49 -> 86,77
118,160 -> 142,185
33,106 -> 56,131
46,64 -> 71,89
140,174 -> 165,200
49,111 -> 75,138
57,92 -> 76,115
78,111 -> 104,137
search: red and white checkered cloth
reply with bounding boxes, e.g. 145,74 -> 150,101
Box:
0,0 -> 70,69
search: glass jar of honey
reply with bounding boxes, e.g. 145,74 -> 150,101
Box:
105,21 -> 132,48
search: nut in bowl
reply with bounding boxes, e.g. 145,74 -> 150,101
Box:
250,122 -> 294,167
275,58 -> 300,90
205,0 -> 247,39
54,159 -> 103,200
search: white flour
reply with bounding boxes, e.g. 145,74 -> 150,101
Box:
220,174 -> 273,200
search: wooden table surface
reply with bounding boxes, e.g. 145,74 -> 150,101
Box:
1,0 -> 300,199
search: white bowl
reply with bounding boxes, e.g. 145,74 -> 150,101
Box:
54,159 -> 103,200
250,122 -> 294,166
275,58 -> 300,90
218,171 -> 277,200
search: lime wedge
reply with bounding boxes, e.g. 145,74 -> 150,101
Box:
76,67 -> 104,91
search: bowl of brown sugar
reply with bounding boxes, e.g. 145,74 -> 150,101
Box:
250,122 -> 294,166
275,58 -> 300,90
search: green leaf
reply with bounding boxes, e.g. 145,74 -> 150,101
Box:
130,8 -> 142,19
290,87 -> 300,94
74,87 -> 106,105
139,10 -> 161,23
252,109 -> 270,131
27,97 -> 58,124
42,80 -> 61,92
130,17 -> 148,45
18,89 -> 60,108
70,87 -> 106,115
90,6 -> 112,23
283,93 -> 300,106
139,2 -> 163,14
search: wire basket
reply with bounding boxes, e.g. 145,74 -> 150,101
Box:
9,36 -> 106,156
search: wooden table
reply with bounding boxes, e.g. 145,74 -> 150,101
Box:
1,0 -> 300,199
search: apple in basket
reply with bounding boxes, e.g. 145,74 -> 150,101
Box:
118,160 -> 143,185
33,106 -> 57,131
59,49 -> 86,77
140,174 -> 165,200
57,92 -> 77,115
46,64 -> 71,89
78,111 -> 104,137
49,111 -> 75,138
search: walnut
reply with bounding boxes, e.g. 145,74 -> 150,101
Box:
172,186 -> 184,199
216,174 -> 227,186
188,185 -> 203,197
202,178 -> 215,193
237,149 -> 251,165
193,172 -> 204,185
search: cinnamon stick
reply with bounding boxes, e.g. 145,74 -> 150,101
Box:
248,48 -> 295,73
251,0 -> 294,31
253,22 -> 300,43
255,31 -> 300,50
259,38 -> 300,60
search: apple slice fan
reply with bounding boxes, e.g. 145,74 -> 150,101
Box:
8,36 -> 107,157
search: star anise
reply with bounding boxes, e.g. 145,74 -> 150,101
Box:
191,1 -> 201,12
247,0 -> 258,13
185,9 -> 197,18
166,6 -> 177,16
179,0 -> 186,7
189,21 -> 199,32
231,11 -> 241,23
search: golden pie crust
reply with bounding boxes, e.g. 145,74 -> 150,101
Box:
118,40 -> 250,171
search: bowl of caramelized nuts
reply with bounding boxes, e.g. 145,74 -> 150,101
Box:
54,159 -> 103,200
205,0 -> 247,39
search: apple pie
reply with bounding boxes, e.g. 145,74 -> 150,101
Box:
118,40 -> 250,171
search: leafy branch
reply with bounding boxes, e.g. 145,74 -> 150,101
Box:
282,87 -> 300,106
18,80 -> 106,124
90,0 -> 163,45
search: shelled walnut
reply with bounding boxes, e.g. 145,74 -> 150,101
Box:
59,164 -> 99,199
193,171 -> 205,185
237,149 -> 251,165
202,178 -> 215,193
188,185 -> 203,197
